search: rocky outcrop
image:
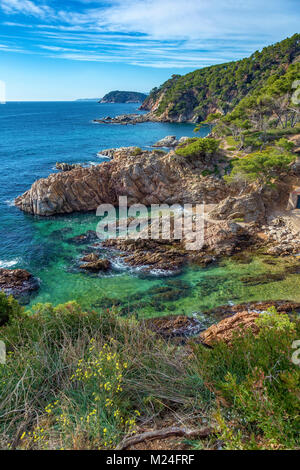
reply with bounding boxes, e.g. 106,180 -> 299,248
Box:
152,136 -> 190,148
0,269 -> 39,299
200,311 -> 260,346
94,114 -> 150,125
202,300 -> 300,320
80,254 -> 111,272
102,219 -> 254,273
209,193 -> 266,224
200,299 -> 300,345
145,315 -> 204,339
15,147 -> 231,216
56,162 -> 82,172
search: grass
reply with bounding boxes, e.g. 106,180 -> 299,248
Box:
0,294 -> 299,450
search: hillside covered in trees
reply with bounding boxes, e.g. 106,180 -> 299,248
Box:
141,34 -> 300,122
100,90 -> 148,103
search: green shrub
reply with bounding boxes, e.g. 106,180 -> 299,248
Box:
0,301 -> 202,450
132,147 -> 142,156
175,137 -> 220,160
191,309 -> 300,449
225,149 -> 295,186
0,292 -> 23,326
276,138 -> 295,152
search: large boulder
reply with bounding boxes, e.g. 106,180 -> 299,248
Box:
152,136 -> 178,147
200,311 -> 260,346
0,269 -> 39,300
56,162 -> 82,172
209,193 -> 266,223
80,256 -> 111,272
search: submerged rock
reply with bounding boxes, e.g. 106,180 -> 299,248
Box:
80,255 -> 111,272
0,268 -> 39,300
145,314 -> 204,339
67,231 -> 98,245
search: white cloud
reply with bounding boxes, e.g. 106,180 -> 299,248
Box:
1,0 -> 53,18
0,0 -> 299,68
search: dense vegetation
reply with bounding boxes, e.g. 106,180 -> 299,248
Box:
142,34 -> 300,122
225,146 -> 295,187
175,137 -> 220,160
0,292 -> 299,450
100,91 -> 148,103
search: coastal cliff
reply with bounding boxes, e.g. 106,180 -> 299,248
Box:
140,34 -> 300,122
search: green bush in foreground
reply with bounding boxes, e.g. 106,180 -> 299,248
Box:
0,300 -> 299,450
0,302 -> 200,450
175,137 -> 220,161
191,309 -> 300,450
0,292 -> 23,326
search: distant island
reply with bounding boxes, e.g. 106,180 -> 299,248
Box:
75,98 -> 100,102
99,90 -> 148,103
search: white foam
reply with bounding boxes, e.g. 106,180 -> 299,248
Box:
4,199 -> 15,207
96,153 -> 111,159
0,259 -> 19,268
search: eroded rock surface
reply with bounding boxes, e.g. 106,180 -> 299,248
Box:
145,315 -> 204,339
0,268 -> 39,299
209,193 -> 266,224
80,255 -> 111,272
56,162 -> 82,172
200,311 -> 260,346
15,148 -> 231,216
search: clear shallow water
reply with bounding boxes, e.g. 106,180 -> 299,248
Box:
0,101 -> 299,318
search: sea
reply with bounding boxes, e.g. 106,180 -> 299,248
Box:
0,101 -> 298,318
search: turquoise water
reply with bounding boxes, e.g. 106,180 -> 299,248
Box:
1,101 -> 299,318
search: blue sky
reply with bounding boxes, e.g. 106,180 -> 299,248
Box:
0,0 -> 299,100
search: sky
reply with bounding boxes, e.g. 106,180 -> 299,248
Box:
0,0 -> 299,101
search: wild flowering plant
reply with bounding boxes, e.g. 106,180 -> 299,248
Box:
42,338 -> 139,449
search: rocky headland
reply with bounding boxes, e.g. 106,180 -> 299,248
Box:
15,146 -> 232,216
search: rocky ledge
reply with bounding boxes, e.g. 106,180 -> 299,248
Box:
79,253 -> 111,272
145,300 -> 300,344
0,268 -> 39,301
15,146 -> 231,216
103,219 -> 256,273
94,113 -> 151,125
152,135 -> 189,148
145,315 -> 205,339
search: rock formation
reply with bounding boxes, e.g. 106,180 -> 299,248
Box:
0,268 -> 39,299
209,193 -> 266,224
15,147 -> 231,216
56,162 -> 82,172
80,254 -> 111,272
200,311 -> 260,345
